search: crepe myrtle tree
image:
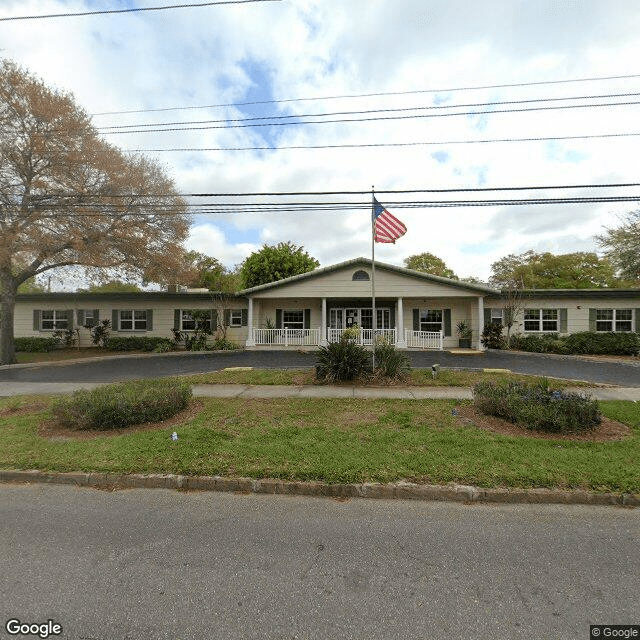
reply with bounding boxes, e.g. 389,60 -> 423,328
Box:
0,60 -> 190,364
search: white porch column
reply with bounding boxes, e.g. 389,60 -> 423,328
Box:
395,297 -> 407,348
477,296 -> 485,351
321,297 -> 328,345
246,297 -> 255,347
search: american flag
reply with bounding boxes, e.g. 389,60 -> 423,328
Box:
373,197 -> 407,243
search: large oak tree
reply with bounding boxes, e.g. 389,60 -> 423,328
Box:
488,250 -> 625,289
240,242 -> 319,289
403,252 -> 458,279
596,210 -> 640,283
0,61 -> 189,364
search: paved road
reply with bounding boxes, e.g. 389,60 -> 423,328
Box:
0,349 -> 639,386
0,484 -> 637,640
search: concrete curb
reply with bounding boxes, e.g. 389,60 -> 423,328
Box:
1,470 -> 637,507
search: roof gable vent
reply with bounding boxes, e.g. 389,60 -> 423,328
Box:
352,270 -> 370,281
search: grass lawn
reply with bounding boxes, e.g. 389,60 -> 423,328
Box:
1,395 -> 638,493
182,368 -> 593,388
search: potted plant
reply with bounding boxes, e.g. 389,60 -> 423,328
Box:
456,320 -> 473,348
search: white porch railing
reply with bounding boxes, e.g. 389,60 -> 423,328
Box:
404,329 -> 443,350
252,328 -> 321,346
327,328 -> 396,345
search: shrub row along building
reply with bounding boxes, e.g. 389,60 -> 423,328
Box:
14,258 -> 640,350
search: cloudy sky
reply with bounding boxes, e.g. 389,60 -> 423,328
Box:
3,0 -> 640,281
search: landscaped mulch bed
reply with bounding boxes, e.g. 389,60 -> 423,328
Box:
38,400 -> 204,441
455,404 -> 631,442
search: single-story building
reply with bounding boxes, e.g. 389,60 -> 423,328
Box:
13,257 -> 640,350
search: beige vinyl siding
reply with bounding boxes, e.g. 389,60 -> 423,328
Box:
14,298 -> 251,347
483,297 -> 640,335
251,267 -> 480,299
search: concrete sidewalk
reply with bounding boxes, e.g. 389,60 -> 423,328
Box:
1,381 -> 640,400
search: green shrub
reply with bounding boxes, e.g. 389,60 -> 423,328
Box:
563,331 -> 640,356
481,323 -> 506,349
509,333 -> 561,353
210,337 -> 239,351
105,336 -> 173,352
510,331 -> 639,356
15,336 -> 60,352
52,379 -> 192,430
315,335 -> 372,383
473,379 -> 601,433
88,319 -> 111,348
373,340 -> 411,381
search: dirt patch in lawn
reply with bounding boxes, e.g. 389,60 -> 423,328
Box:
456,404 -> 631,442
0,402 -> 49,418
38,400 -> 205,441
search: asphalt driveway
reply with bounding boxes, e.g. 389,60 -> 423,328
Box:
0,349 -> 639,386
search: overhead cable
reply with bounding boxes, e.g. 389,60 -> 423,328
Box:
90,73 -> 640,116
0,0 -> 281,21
95,91 -> 640,131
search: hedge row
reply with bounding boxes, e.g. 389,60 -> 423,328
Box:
104,336 -> 173,352
508,331 -> 639,356
15,336 -> 60,352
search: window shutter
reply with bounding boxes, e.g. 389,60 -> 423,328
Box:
636,309 -> 640,334
443,309 -> 452,337
483,308 -> 491,325
33,310 -> 41,331
224,309 -> 231,326
412,309 -> 419,331
241,309 -> 248,327
112,309 -> 119,331
588,308 -> 597,332
211,310 -> 218,332
93,309 -> 100,325
146,309 -> 153,331
174,309 -> 181,331
77,310 -> 85,327
304,309 -> 311,329
276,308 -> 282,329
559,308 -> 568,333
65,309 -> 74,329
389,308 -> 395,330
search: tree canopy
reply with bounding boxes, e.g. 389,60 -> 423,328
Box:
0,60 -> 189,364
488,250 -> 625,289
240,242 -> 319,289
77,280 -> 142,293
183,251 -> 240,293
403,252 -> 458,279
596,210 -> 640,283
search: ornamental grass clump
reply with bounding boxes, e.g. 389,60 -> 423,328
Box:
473,379 -> 601,433
315,332 -> 372,383
52,379 -> 192,430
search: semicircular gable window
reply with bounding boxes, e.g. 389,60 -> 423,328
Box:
352,270 -> 370,281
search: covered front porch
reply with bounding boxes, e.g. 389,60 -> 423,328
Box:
245,295 -> 486,351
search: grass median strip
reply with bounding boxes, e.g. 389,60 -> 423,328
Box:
182,368 -> 593,388
0,395 -> 638,493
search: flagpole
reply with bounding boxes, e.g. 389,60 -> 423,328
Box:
371,186 -> 376,371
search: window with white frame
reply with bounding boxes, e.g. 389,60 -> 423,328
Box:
228,310 -> 243,327
490,309 -> 504,325
82,310 -> 96,327
596,309 -> 633,332
524,309 -> 558,332
41,310 -> 69,331
283,310 -> 304,330
119,310 -> 147,331
420,309 -> 443,333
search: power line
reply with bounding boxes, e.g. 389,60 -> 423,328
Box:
95,91 -> 640,131
0,0 -> 281,21
100,99 -> 640,134
27,194 -> 640,216
19,181 -> 640,199
90,72 -> 640,116
126,130 -> 640,152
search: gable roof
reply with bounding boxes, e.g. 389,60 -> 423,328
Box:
237,257 -> 499,295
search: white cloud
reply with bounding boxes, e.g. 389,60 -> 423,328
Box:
3,0 -> 640,282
